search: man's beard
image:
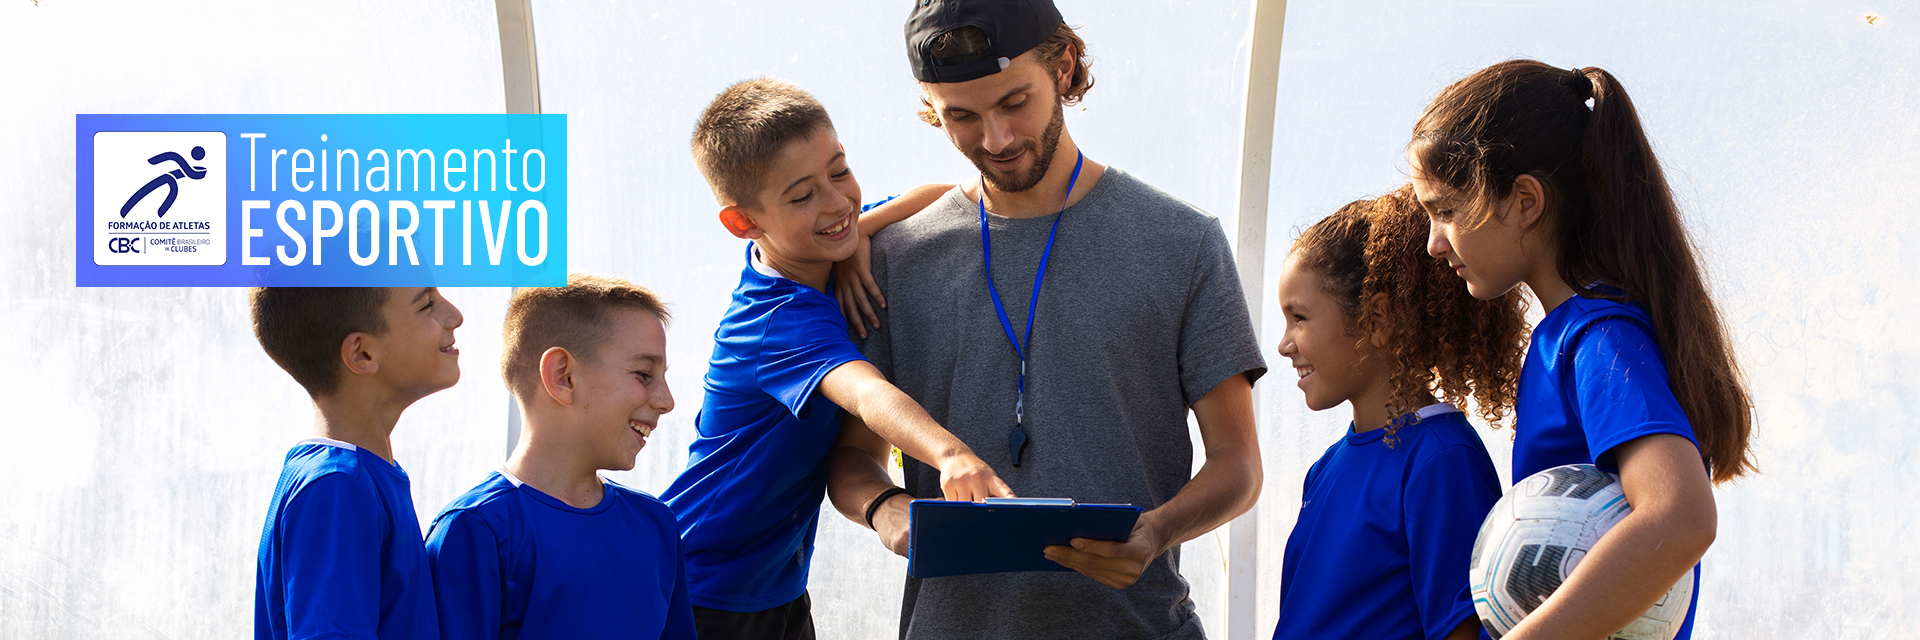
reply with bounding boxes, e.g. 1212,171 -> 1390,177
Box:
967,100 -> 1065,194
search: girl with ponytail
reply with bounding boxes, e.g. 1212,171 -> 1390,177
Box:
1273,187 -> 1528,640
1410,60 -> 1755,639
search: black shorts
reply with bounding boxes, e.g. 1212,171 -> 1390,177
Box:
692,591 -> 815,640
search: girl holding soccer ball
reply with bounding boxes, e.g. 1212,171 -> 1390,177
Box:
1410,59 -> 1756,639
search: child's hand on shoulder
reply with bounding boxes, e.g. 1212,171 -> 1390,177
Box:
834,235 -> 884,337
832,183 -> 954,337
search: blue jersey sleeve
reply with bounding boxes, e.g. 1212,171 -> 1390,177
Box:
1404,445 -> 1502,640
425,509 -> 503,640
1569,317 -> 1699,471
281,472 -> 384,640
662,535 -> 696,639
756,299 -> 866,418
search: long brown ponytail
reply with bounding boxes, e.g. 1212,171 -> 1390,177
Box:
1411,59 -> 1755,483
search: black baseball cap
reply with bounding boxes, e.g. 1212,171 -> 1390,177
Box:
905,0 -> 1065,83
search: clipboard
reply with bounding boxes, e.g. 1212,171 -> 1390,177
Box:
907,497 -> 1142,579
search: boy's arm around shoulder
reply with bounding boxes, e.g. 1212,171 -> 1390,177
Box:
834,183 -> 955,336
857,183 -> 953,236
815,360 -> 1012,503
425,508 -> 505,640
277,471 -> 387,638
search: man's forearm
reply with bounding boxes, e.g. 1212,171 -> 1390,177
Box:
1138,443 -> 1261,554
824,419 -> 915,557
825,444 -> 901,527
1036,383 -> 1261,590
1145,373 -> 1262,553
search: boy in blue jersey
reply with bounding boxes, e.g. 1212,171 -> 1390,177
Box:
663,77 -> 1014,638
250,287 -> 464,640
425,275 -> 693,639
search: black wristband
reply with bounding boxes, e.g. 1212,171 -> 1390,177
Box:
863,487 -> 914,530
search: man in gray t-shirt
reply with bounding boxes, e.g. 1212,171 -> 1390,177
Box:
823,1 -> 1266,638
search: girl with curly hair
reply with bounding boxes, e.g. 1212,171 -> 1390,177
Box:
1411,60 -> 1754,640
1272,186 -> 1529,640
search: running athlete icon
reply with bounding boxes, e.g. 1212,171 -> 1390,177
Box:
120,146 -> 208,218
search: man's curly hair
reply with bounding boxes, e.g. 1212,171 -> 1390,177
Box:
1292,185 -> 1530,445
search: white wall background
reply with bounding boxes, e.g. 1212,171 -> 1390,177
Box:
0,1 -> 1914,638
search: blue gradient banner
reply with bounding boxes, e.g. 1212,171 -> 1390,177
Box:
77,114 -> 567,286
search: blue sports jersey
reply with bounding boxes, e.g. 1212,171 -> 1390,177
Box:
425,470 -> 694,639
1274,405 -> 1502,640
660,243 -> 867,612
255,438 -> 439,640
1515,294 -> 1702,638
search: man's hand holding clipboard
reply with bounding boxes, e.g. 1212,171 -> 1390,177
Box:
905,498 -> 1143,580
1041,516 -> 1165,589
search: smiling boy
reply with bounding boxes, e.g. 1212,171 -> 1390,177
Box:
425,275 -> 692,639
660,78 -> 1012,638
250,287 -> 463,640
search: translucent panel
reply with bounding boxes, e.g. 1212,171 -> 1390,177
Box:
1261,3 -> 1919,637
529,0 -> 1255,636
0,1 -> 510,637
17,1 -> 1899,638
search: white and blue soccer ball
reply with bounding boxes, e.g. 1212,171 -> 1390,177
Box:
1469,464 -> 1694,640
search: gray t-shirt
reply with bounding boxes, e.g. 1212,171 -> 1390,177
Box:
863,168 -> 1266,640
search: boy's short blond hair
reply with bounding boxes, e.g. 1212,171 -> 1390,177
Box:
501,274 -> 671,400
691,77 -> 834,209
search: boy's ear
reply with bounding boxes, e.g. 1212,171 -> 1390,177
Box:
539,346 -> 577,406
1362,292 -> 1394,348
339,332 -> 379,377
718,206 -> 763,240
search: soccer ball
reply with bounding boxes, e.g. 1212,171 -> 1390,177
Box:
1469,464 -> 1694,640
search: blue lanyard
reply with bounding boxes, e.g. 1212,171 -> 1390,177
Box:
979,151 -> 1083,467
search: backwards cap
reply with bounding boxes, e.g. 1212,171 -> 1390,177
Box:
905,0 -> 1065,83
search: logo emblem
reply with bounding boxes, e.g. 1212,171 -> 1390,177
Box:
93,131 -> 227,266
120,146 -> 210,218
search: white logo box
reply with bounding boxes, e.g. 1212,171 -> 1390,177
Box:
93,131 -> 227,266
